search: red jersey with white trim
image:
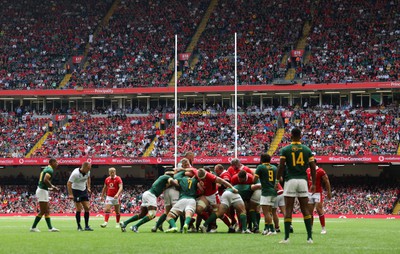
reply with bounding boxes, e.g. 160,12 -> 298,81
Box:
105,176 -> 123,197
217,170 -> 231,195
201,172 -> 218,196
306,167 -> 326,193
227,165 -> 253,177
230,173 -> 254,186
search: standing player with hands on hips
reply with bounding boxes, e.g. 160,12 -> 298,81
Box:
100,167 -> 123,228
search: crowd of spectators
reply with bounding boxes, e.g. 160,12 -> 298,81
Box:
0,110 -> 50,158
30,113 -> 159,158
178,0 -> 310,86
151,111 -> 278,157
0,0 -> 112,90
299,0 -> 400,83
65,0 -> 209,89
278,107 -> 400,155
1,0 -> 399,90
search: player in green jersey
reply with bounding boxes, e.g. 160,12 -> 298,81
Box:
165,166 -> 200,233
254,153 -> 278,235
30,158 -> 60,232
120,171 -> 178,232
277,128 -> 316,244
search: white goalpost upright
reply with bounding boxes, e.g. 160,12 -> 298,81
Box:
173,33 -> 238,164
174,34 -> 178,168
234,32 -> 238,159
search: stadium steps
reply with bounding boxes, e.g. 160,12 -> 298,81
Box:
284,68 -> 295,80
393,201 -> 400,215
397,143 -> 400,155
58,74 -> 72,89
80,0 -> 120,73
168,0 -> 218,86
284,21 -> 311,81
267,128 -> 285,155
143,122 -> 162,157
25,131 -> 52,158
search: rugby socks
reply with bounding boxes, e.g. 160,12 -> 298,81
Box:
256,211 -> 261,228
104,212 -> 110,223
45,216 -> 53,229
75,212 -> 81,227
284,218 -> 292,240
220,214 -> 231,227
167,218 -> 177,228
269,224 -> 275,232
179,215 -> 185,231
116,213 -> 121,223
32,215 -> 42,228
304,215 -> 313,240
249,210 -> 257,230
155,214 -> 167,228
239,213 -> 247,231
184,216 -> 192,226
84,212 -> 90,228
319,214 -> 326,227
124,214 -> 139,225
204,213 -> 217,227
135,216 -> 151,228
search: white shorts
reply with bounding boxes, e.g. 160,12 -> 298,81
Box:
220,191 -> 244,208
283,179 -> 308,198
141,190 -> 157,207
164,187 -> 179,207
250,189 -> 261,204
308,192 -> 322,204
170,198 -> 196,214
36,188 -> 49,202
205,192 -> 219,206
273,195 -> 285,208
260,195 -> 276,206
105,196 -> 120,206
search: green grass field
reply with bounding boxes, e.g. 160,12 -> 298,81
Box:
1,216 -> 398,254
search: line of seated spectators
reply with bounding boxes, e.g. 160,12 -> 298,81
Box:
0,0 -> 112,90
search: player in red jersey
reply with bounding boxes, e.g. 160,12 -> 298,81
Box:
306,160 -> 332,234
215,164 -> 231,196
195,168 -> 236,232
100,167 -> 123,228
227,158 -> 254,177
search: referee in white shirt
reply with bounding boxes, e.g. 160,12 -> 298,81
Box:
67,162 -> 93,231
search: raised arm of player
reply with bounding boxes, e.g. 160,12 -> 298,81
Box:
215,177 -> 238,193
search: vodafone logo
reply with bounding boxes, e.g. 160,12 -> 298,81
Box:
157,158 -> 162,163
87,158 -> 92,163
228,157 -> 233,163
19,159 -> 24,164
378,156 -> 385,162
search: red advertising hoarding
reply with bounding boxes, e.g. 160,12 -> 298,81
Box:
1,155 -> 399,166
